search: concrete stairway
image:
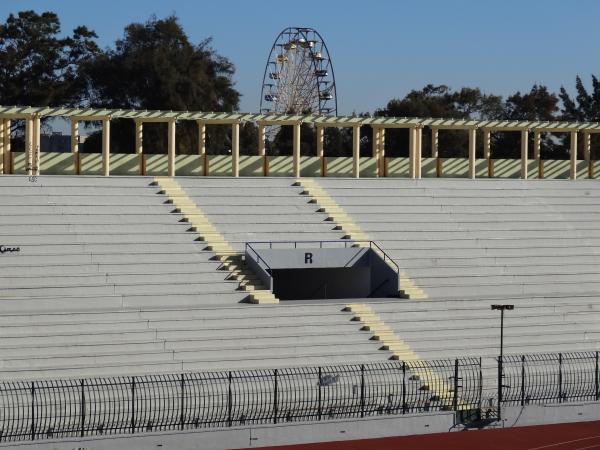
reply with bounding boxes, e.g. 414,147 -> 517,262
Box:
176,177 -> 347,252
2,175 -> 599,388
0,176 -> 387,381
355,295 -> 600,401
317,178 -> 600,300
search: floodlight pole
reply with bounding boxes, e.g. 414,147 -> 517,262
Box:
491,304 -> 514,422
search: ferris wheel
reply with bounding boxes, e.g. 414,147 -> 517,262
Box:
260,27 -> 337,118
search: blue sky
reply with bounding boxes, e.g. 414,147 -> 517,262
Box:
3,0 -> 600,115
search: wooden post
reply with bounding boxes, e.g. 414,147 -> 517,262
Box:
409,127 -> 416,179
521,129 -> 528,179
258,123 -> 267,176
33,116 -> 40,175
25,118 -> 33,175
168,119 -> 176,177
584,132 -> 591,162
316,126 -> 324,177
483,129 -> 491,160
71,120 -> 79,154
534,131 -> 541,160
570,131 -> 578,180
135,120 -> 143,175
293,122 -> 301,177
431,127 -> 439,158
232,122 -> 240,177
258,123 -> 266,156
468,127 -> 476,179
352,125 -> 360,178
102,118 -> 110,176
380,128 -> 386,177
0,119 -> 4,174
415,127 -> 422,179
4,119 -> 10,174
483,128 -> 492,177
198,121 -> 207,176
372,127 -> 380,177
584,131 -> 592,179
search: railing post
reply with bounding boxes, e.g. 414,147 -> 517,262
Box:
402,361 -> 407,414
521,355 -> 526,406
80,379 -> 85,437
478,357 -> 483,412
228,372 -> 233,427
453,358 -> 459,412
318,367 -> 322,420
180,374 -> 185,430
30,381 -> 35,441
497,356 -> 502,421
273,369 -> 278,424
360,364 -> 365,418
131,377 -> 136,433
594,351 -> 600,400
558,353 -> 563,403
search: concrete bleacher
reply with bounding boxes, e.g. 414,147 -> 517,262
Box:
0,176 -> 385,381
317,178 -> 600,300
315,178 -> 600,396
176,177 -> 346,251
1,174 -> 600,396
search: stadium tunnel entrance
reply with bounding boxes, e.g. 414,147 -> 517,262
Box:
245,241 -> 400,300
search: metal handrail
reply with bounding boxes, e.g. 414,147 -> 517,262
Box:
245,242 -> 274,275
245,240 -> 400,276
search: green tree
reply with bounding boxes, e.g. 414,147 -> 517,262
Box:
494,84 -> 562,159
560,76 -> 600,159
0,10 -> 98,150
83,15 -> 240,154
0,10 -> 99,107
375,85 -> 503,157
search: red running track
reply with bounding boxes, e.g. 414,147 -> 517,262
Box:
243,421 -> 600,450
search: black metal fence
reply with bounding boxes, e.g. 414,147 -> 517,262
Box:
500,352 -> 600,406
0,359 -> 482,442
2,352 -> 600,442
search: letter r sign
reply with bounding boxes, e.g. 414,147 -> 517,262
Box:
304,252 -> 313,264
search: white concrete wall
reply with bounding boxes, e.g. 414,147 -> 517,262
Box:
0,412 -> 454,450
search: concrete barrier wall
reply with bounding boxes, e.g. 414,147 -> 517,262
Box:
239,156 -> 263,177
267,156 -> 293,176
40,152 -> 75,175
5,153 -> 600,179
207,155 -> 232,176
504,401 -> 600,428
325,156 -> 352,177
577,160 -> 591,179
492,159 -> 521,178
176,154 -> 203,176
359,157 -> 377,177
421,158 -> 437,177
0,412 -> 455,450
80,153 -> 102,175
440,158 -> 470,177
145,154 -> 169,176
300,156 -> 321,177
385,157 -> 410,177
542,160 -> 570,179
110,154 -> 139,176
11,152 -> 26,174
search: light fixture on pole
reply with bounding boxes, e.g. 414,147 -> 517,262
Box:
491,304 -> 514,422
